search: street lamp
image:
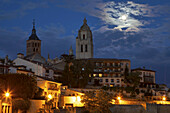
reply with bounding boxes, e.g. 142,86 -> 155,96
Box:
5,92 -> 10,98
162,96 -> 166,101
117,96 -> 121,100
47,94 -> 53,100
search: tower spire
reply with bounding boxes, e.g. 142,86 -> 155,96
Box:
33,19 -> 35,29
32,19 -> 36,34
69,45 -> 73,55
83,17 -> 87,24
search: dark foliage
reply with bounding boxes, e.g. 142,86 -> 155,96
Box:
0,74 -> 37,99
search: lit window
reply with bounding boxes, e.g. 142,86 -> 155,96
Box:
110,85 -> 113,87
93,74 -> 96,77
99,74 -> 102,77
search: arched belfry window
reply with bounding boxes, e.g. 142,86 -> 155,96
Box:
81,45 -> 83,52
83,34 -> 85,40
85,45 -> 88,52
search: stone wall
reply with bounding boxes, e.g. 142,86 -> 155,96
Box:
146,103 -> 170,113
110,105 -> 146,113
56,103 -> 170,113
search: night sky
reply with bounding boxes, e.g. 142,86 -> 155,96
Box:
0,0 -> 170,86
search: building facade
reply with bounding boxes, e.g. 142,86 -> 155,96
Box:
88,58 -> 131,87
76,18 -> 93,59
36,76 -> 62,108
132,68 -> 156,93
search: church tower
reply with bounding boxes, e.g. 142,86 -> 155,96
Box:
69,46 -> 73,56
26,20 -> 41,56
76,18 -> 93,59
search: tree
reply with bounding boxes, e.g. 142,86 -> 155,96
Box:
81,90 -> 113,113
60,54 -> 74,63
125,72 -> 141,88
124,72 -> 141,96
0,74 -> 37,99
70,59 -> 94,88
12,99 -> 31,113
60,63 -> 74,87
58,58 -> 94,88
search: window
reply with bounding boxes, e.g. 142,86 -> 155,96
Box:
111,79 -> 114,82
33,48 -> 35,52
117,79 -> 120,83
46,70 -> 49,73
85,45 -> 88,52
105,79 -> 108,82
35,43 -> 37,47
81,45 -> 83,52
32,43 -> 34,47
83,34 -> 85,39
99,74 -> 102,77
100,79 -> 103,82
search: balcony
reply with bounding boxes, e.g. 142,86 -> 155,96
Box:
48,87 -> 59,91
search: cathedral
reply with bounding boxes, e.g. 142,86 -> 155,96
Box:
24,18 -> 93,64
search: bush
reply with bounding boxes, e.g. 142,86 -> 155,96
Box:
12,99 -> 31,112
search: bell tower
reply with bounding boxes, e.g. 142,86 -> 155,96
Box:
76,18 -> 93,59
26,20 -> 41,56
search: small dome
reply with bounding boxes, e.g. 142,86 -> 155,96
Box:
79,18 -> 91,31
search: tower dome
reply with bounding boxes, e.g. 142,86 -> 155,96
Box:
79,18 -> 91,31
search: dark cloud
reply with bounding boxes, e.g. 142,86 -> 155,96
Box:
93,27 -> 170,86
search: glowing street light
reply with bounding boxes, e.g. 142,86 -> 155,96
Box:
47,94 -> 53,100
162,96 -> 166,101
5,92 -> 10,97
117,96 -> 121,100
